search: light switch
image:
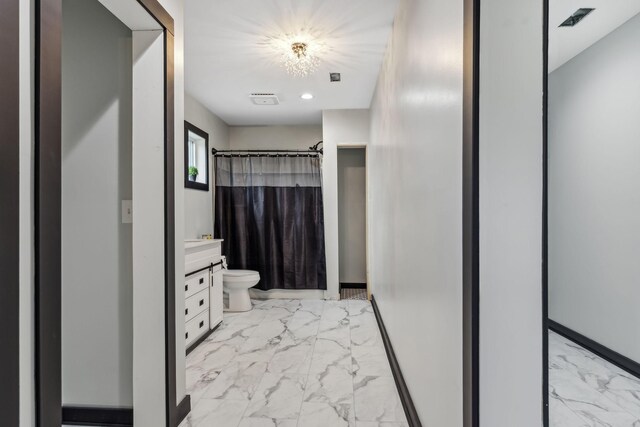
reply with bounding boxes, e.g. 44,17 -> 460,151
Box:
122,200 -> 132,223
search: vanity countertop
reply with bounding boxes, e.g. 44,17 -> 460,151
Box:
184,239 -> 223,250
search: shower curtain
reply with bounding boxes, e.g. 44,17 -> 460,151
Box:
214,155 -> 327,291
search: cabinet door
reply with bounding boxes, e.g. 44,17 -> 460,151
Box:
210,265 -> 223,328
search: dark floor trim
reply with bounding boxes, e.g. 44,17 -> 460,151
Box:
186,322 -> 221,356
0,0 -> 20,423
62,406 -> 133,427
340,282 -> 367,289
371,296 -> 422,427
549,320 -> 640,379
176,395 -> 191,426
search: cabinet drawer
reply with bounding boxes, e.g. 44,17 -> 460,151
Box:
185,289 -> 209,322
185,310 -> 209,348
185,270 -> 208,299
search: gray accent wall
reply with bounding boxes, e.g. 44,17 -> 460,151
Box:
549,12 -> 640,362
61,0 -> 133,406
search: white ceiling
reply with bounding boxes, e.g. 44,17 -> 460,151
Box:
184,0 -> 399,126
550,0 -> 640,71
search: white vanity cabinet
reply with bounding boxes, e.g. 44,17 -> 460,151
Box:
184,239 -> 223,352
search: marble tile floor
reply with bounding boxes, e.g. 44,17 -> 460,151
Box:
181,298 -> 408,427
550,330 -> 640,426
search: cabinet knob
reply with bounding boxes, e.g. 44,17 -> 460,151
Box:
185,332 -> 188,339
199,278 -> 204,284
199,299 -> 204,306
199,321 -> 204,328
185,308 -> 188,315
185,284 -> 188,292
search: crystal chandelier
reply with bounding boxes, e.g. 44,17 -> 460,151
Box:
282,41 -> 320,77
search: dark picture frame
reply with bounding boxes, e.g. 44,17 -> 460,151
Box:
184,121 -> 209,191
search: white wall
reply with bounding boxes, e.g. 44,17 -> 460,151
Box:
478,0 -> 543,425
337,148 -> 367,284
229,125 -> 322,150
61,0 -> 133,405
368,0 -> 463,423
323,109 -> 370,300
184,93 -> 229,239
548,13 -> 640,362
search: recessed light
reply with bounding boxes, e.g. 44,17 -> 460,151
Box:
301,93 -> 314,100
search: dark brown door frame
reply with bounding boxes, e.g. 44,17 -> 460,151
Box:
35,0 -> 178,426
0,0 -> 21,423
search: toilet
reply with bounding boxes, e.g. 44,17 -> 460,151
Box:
222,269 -> 260,312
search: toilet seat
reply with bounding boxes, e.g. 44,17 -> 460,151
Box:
223,269 -> 260,281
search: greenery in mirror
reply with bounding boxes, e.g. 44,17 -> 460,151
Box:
188,166 -> 199,181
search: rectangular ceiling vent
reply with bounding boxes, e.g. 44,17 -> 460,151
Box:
559,8 -> 595,27
249,93 -> 280,105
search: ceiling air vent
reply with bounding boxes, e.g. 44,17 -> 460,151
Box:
249,93 -> 280,105
330,73 -> 341,82
559,8 -> 594,27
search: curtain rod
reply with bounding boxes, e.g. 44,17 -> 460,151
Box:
211,141 -> 323,156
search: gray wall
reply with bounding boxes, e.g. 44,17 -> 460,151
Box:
184,93 -> 230,239
368,0 -> 464,424
337,148 -> 367,284
62,0 -> 133,406
549,12 -> 640,362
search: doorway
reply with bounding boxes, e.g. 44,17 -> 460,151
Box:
36,0 -> 178,425
337,147 -> 368,300
544,3 -> 640,425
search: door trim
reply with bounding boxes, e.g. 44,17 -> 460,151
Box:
0,0 -> 21,423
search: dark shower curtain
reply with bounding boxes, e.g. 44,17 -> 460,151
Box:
214,155 -> 327,291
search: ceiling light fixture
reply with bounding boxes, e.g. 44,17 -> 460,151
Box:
284,42 -> 319,77
266,32 -> 326,78
301,93 -> 314,100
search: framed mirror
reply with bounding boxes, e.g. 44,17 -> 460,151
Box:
184,121 -> 209,191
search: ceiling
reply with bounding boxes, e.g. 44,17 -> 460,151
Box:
549,0 -> 640,71
184,0 -> 399,126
